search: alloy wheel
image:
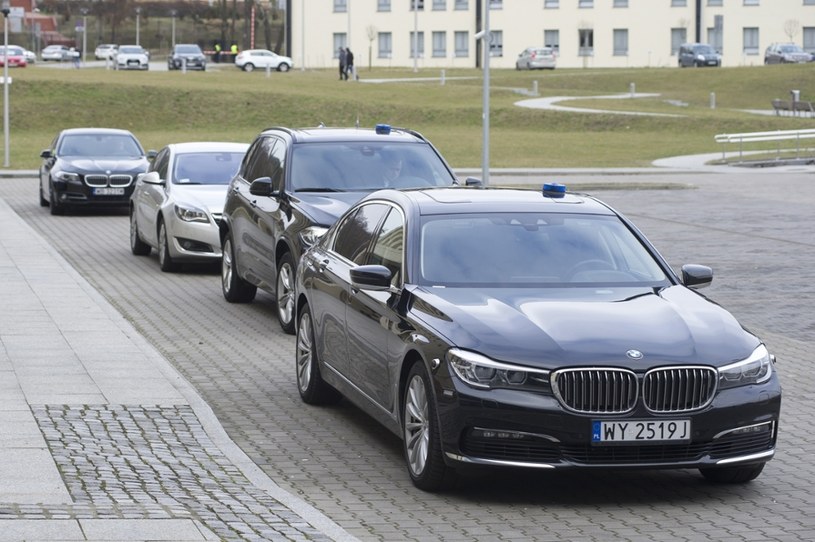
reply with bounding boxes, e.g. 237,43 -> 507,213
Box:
404,374 -> 430,477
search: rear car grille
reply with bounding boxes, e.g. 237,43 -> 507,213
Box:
552,366 -> 718,414
552,368 -> 638,414
643,367 -> 717,413
84,174 -> 134,188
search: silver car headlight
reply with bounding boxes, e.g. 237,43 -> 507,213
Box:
447,348 -> 550,391
174,204 -> 209,223
718,344 -> 773,390
54,170 -> 80,182
299,226 -> 329,248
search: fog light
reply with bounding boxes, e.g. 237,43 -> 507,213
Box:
472,428 -> 527,440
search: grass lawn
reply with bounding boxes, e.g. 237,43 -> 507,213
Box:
4,62 -> 814,170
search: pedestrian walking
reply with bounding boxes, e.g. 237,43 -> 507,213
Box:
338,47 -> 347,80
345,48 -> 355,80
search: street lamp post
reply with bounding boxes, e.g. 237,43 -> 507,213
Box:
2,6 -> 10,167
80,8 -> 88,65
477,1 -> 491,185
412,0 -> 418,73
135,7 -> 141,46
170,10 -> 177,48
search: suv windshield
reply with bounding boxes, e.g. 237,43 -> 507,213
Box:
290,143 -> 454,192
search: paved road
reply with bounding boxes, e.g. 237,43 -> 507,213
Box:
1,170 -> 813,542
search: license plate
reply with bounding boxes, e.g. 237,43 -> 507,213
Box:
592,419 -> 690,443
93,187 -> 125,196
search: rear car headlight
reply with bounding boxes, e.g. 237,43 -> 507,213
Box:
447,348 -> 550,391
174,204 -> 209,223
299,226 -> 329,248
718,344 -> 773,390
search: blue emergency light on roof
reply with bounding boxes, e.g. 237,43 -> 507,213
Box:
375,124 -> 392,135
542,183 -> 567,198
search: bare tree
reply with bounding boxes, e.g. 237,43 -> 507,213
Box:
784,19 -> 801,42
366,25 -> 377,70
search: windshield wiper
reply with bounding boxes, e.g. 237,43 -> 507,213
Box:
296,187 -> 344,193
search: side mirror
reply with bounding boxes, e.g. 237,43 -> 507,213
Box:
249,176 -> 275,197
681,264 -> 713,289
139,171 -> 163,185
40,149 -> 53,159
350,265 -> 393,291
147,149 -> 157,160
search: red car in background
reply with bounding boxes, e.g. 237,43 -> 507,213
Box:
0,46 -> 28,68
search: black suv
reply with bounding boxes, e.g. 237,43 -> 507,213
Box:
168,43 -> 207,70
219,124 -> 458,333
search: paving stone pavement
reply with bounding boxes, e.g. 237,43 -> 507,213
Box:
1,164 -> 814,542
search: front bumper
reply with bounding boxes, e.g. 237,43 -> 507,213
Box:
51,177 -> 136,207
436,376 -> 781,471
166,216 -> 222,262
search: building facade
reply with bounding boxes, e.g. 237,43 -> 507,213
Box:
287,0 -> 815,70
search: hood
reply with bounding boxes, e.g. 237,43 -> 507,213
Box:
410,285 -> 759,370
62,157 -> 148,174
292,191 -> 370,226
172,184 -> 229,214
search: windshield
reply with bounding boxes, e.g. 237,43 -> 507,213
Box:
119,46 -> 143,54
694,45 -> 715,54
59,134 -> 143,157
172,152 -> 245,185
418,213 -> 669,287
780,45 -> 804,53
176,45 -> 202,54
290,142 -> 455,192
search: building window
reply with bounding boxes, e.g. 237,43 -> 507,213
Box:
490,0 -> 503,8
671,28 -> 687,55
544,29 -> 559,53
377,0 -> 391,12
378,32 -> 392,58
707,27 -> 723,53
804,0 -> 815,6
743,0 -> 759,5
334,33 -> 347,57
433,0 -> 446,9
613,29 -> 628,56
334,0 -> 347,13
578,0 -> 593,7
432,31 -> 446,57
544,0 -> 559,8
671,0 -> 687,6
613,0 -> 628,7
454,31 -> 469,57
743,27 -> 759,54
410,31 -> 425,58
707,0 -> 723,6
410,0 -> 425,10
455,0 -> 468,9
803,27 -> 815,54
578,28 -> 593,56
489,30 -> 503,57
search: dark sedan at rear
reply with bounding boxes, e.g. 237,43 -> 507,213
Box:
294,185 -> 781,491
39,128 -> 153,215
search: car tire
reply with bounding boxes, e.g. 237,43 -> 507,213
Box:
700,463 -> 765,484
243,63 -> 255,72
278,63 -> 290,72
221,231 -> 257,303
296,303 -> 342,405
276,251 -> 297,334
130,208 -> 151,256
39,183 -> 48,207
402,362 -> 454,492
49,183 -> 64,215
158,219 -> 178,272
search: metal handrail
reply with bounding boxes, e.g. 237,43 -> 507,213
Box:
714,128 -> 815,161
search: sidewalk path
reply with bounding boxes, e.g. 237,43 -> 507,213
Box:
0,197 -> 356,541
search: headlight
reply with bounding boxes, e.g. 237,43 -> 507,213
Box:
299,226 -> 329,248
54,171 -> 79,183
447,348 -> 550,391
718,344 -> 773,390
174,204 -> 209,223
697,54 -> 705,61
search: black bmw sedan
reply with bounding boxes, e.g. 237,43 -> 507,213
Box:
294,185 -> 781,492
39,128 -> 153,215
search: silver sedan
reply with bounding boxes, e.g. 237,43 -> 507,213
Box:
129,141 -> 249,272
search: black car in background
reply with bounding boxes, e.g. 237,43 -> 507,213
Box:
168,43 -> 207,71
219,124 -> 458,334
294,185 -> 781,491
39,128 -> 154,215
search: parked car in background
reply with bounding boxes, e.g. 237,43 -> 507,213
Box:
678,43 -> 721,67
94,43 -> 118,60
23,48 -> 36,64
114,45 -> 149,70
167,43 -> 207,71
0,46 -> 28,68
41,44 -> 77,61
294,185 -> 781,491
130,142 -> 248,272
234,49 -> 293,72
515,46 -> 557,70
39,128 -> 154,215
764,43 -> 811,64
219,124 -> 457,333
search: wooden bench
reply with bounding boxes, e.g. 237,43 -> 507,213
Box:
792,100 -> 815,116
772,99 -> 792,116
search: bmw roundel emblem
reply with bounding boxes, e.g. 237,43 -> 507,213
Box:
626,349 -> 643,360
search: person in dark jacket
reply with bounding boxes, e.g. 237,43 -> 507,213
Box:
338,47 -> 347,80
345,48 -> 355,80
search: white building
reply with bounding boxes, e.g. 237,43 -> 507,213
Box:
286,0 -> 815,70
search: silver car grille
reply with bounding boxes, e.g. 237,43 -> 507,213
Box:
84,174 -> 133,188
552,366 -> 717,414
642,366 -> 717,413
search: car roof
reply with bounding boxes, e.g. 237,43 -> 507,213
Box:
60,128 -> 138,137
166,142 -> 250,153
261,126 -> 428,145
370,187 -> 616,216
